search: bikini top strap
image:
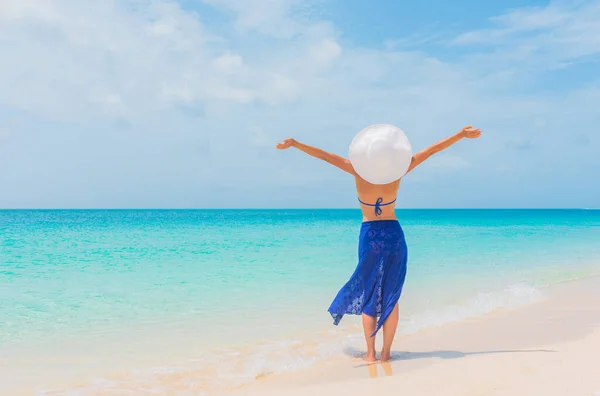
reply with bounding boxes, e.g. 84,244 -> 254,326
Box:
358,197 -> 397,216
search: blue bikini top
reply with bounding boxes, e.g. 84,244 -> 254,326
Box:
358,197 -> 397,216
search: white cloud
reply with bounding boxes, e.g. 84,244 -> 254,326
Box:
0,0 -> 599,208
200,0 -> 323,38
452,0 -> 600,67
0,0 -> 211,121
212,52 -> 244,72
308,38 -> 342,65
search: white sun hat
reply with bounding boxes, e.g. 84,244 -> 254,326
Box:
349,124 -> 413,185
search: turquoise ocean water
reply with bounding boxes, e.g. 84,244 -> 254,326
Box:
1,209 -> 600,394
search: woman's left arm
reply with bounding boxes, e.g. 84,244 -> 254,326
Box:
276,138 -> 356,175
405,125 -> 481,174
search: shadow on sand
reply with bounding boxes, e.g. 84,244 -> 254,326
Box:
346,347 -> 556,369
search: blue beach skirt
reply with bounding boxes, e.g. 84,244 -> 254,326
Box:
328,220 -> 408,337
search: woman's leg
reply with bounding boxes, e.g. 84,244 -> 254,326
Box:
381,302 -> 399,361
361,313 -> 378,361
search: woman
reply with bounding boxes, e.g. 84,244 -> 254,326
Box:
276,125 -> 482,362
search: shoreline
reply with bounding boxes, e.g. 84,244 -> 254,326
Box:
2,274 -> 599,395
231,274 -> 600,396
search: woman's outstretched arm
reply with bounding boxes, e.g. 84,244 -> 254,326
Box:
276,138 -> 356,175
405,125 -> 481,174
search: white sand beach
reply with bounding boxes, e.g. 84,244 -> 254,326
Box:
231,275 -> 600,396
3,275 -> 599,395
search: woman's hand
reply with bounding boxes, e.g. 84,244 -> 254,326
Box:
276,138 -> 297,150
460,125 -> 482,139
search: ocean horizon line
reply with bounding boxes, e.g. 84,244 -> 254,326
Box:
0,207 -> 597,211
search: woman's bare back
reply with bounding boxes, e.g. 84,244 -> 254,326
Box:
355,177 -> 400,222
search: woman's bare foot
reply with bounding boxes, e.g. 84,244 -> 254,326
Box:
380,349 -> 391,362
363,352 -> 378,362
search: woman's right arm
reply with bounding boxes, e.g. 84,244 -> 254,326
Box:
405,125 -> 481,174
276,138 -> 356,175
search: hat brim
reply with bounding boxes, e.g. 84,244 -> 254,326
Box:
349,124 -> 413,185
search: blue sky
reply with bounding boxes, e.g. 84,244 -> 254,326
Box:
0,0 -> 599,208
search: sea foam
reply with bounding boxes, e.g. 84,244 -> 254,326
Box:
40,283 -> 544,395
